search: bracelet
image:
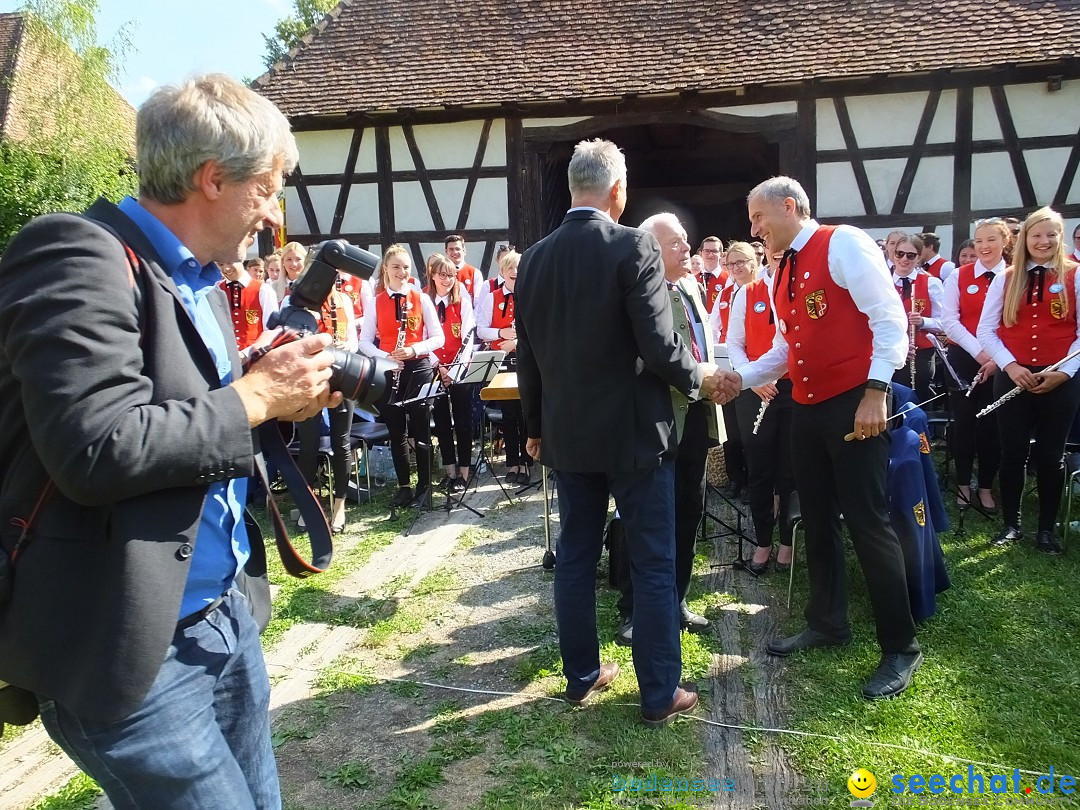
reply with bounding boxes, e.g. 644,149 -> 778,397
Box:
865,379 -> 891,393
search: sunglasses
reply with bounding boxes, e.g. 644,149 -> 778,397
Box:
894,250 -> 918,260
497,244 -> 516,252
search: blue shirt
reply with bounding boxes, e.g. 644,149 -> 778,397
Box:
118,197 -> 250,620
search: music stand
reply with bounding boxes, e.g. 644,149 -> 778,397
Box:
385,363 -> 446,534
448,352 -> 513,516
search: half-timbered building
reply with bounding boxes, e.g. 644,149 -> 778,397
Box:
254,0 -> 1080,278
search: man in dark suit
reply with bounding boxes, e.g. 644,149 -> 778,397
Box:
613,213 -> 724,645
0,75 -> 338,807
516,139 -> 735,727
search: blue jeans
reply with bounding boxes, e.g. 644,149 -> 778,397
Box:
554,460 -> 681,712
38,589 -> 280,810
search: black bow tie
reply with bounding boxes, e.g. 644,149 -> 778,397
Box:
982,270 -> 995,281
392,292 -> 406,320
779,248 -> 798,301
500,291 -> 515,316
921,262 -> 930,271
1027,265 -> 1048,304
437,300 -> 447,323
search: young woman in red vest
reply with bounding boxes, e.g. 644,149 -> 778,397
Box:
940,218 -> 1009,512
359,244 -> 445,508
889,234 -> 945,404
1071,223 -> 1080,263
477,250 -> 530,485
272,241 -> 306,302
727,245 -> 797,573
282,243 -> 359,533
426,253 -> 476,494
976,207 -> 1080,554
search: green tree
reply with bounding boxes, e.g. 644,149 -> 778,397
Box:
0,0 -> 136,250
261,0 -> 337,70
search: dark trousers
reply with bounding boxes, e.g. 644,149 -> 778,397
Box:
948,347 -> 1000,489
555,460 -> 680,712
432,382 -> 475,469
380,357 -> 434,489
791,386 -> 917,653
994,368 -> 1080,531
734,381 -> 797,548
721,401 -> 747,488
617,402 -> 710,617
297,400 -> 355,498
498,400 -> 528,467
892,347 -> 934,404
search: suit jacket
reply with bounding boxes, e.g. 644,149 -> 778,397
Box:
0,199 -> 264,722
668,276 -> 724,446
516,209 -> 704,473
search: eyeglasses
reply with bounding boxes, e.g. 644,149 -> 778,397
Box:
700,248 -> 720,255
728,259 -> 751,268
432,271 -> 456,279
894,250 -> 918,260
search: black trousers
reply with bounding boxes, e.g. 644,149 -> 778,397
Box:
379,357 -> 434,489
734,381 -> 797,548
791,386 -> 917,653
892,346 -> 934,404
721,401 -> 747,488
297,400 -> 356,498
993,367 -> 1080,532
432,382 -> 475,469
498,400 -> 528,467
948,347 -> 1000,489
618,400 -> 710,617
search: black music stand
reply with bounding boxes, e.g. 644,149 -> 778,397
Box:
706,482 -> 759,576
385,364 -> 445,534
448,352 -> 512,517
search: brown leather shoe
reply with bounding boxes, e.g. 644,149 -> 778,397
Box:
565,662 -> 620,706
642,683 -> 699,727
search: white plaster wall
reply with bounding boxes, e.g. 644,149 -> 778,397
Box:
816,98 -> 845,151
1005,81 -> 1080,139
971,152 -> 1022,210
925,90 -> 957,144
521,116 -> 590,128
305,185 -> 341,234
971,88 -> 1003,141
462,178 -> 509,230
295,130 -> 355,175
407,119 -> 507,169
394,182 -> 432,231
284,187 -> 308,235
1026,147 -> 1073,205
845,92 -> 928,149
907,156 -> 953,214
706,101 -> 798,117
863,158 -> 908,214
817,163 -> 865,217
340,183 -> 380,234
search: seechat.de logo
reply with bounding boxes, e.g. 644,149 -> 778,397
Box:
848,768 -> 877,807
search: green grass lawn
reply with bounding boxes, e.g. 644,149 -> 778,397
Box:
776,477 -> 1080,806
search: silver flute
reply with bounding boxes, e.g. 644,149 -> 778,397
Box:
752,398 -> 769,435
976,346 -> 1080,418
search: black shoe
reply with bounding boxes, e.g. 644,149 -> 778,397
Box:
744,557 -> 770,576
766,628 -> 851,657
1035,530 -> 1064,556
680,601 -> 710,632
390,486 -> 413,508
991,525 -> 1022,547
411,487 -> 430,507
862,651 -> 923,699
450,476 -> 467,494
435,473 -> 452,490
615,616 -> 633,647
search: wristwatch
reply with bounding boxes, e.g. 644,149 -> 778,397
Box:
865,379 -> 891,393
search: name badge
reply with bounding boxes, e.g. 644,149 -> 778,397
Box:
966,284 -> 980,294
1050,282 -> 1064,294
719,301 -> 729,309
753,301 -> 767,314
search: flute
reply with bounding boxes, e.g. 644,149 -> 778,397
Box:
965,372 -> 982,398
976,346 -> 1080,418
752,398 -> 769,435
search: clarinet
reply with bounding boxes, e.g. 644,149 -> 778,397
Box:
389,296 -> 409,401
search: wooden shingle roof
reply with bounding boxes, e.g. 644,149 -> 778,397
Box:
254,0 -> 1080,118
0,13 -> 27,137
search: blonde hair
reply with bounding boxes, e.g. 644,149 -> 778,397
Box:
498,250 -> 521,278
1002,207 -> 1072,327
425,253 -> 460,306
725,241 -> 756,264
376,244 -> 412,294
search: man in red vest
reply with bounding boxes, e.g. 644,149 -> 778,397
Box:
917,233 -> 956,282
731,176 -> 923,700
446,234 -> 484,310
218,261 -> 278,358
697,236 -> 727,312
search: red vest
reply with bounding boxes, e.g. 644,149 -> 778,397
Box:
219,279 -> 266,351
743,278 -> 775,362
715,283 -> 736,339
336,276 -> 364,321
375,287 -> 424,350
894,271 -> 933,349
997,267 -> 1077,367
488,284 -> 515,337
925,257 -> 946,280
457,264 -> 479,299
956,262 -> 993,339
317,292 -> 352,346
433,295 -> 465,365
774,226 -> 873,404
699,269 -> 728,312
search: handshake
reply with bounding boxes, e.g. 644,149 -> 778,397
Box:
698,364 -> 741,405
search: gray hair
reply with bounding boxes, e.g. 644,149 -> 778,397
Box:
137,74 -> 299,204
747,176 -> 812,218
638,212 -> 683,236
568,139 -> 626,198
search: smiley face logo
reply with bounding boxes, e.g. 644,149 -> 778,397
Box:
848,769 -> 877,799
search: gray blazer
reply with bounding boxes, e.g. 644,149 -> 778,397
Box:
0,199 -> 265,722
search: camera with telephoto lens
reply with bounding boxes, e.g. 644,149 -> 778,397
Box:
268,239 -> 395,405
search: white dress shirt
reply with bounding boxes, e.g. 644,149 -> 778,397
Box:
737,220 -> 908,389
433,285 -> 475,348
892,269 -> 945,335
358,288 -> 444,358
940,258 -> 1005,360
928,254 -> 957,282
975,262 -> 1080,377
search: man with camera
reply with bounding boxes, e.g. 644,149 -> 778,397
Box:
0,75 -> 337,808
